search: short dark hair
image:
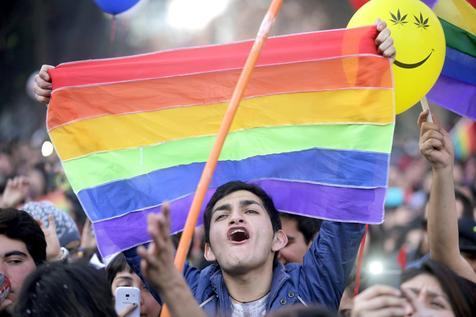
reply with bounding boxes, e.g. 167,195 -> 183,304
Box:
0,208 -> 46,265
402,259 -> 476,317
13,262 -> 117,317
106,253 -> 132,287
279,213 -> 321,244
203,181 -> 281,243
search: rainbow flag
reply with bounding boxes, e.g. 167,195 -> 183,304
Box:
47,27 -> 395,256
450,118 -> 476,160
424,0 -> 476,119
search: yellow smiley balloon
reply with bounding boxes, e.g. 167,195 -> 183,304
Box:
348,0 -> 446,114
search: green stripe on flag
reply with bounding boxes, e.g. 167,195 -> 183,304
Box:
63,123 -> 395,192
440,18 -> 476,58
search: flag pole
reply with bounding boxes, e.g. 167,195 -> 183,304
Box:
420,96 -> 433,123
160,1 -> 283,316
353,224 -> 368,296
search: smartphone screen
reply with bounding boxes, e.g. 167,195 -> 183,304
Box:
114,286 -> 140,317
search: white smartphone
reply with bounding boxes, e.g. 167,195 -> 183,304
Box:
114,286 -> 140,317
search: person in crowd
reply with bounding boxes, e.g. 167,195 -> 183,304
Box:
13,262 -> 118,317
0,177 -> 74,263
0,177 -> 29,209
351,259 -> 476,317
418,110 -> 476,282
22,201 -> 80,252
135,181 -> 363,315
0,208 -> 46,312
106,253 -> 162,317
33,20 -> 397,316
278,213 -> 321,265
0,165 -> 52,209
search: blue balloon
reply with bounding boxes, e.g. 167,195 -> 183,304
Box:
94,0 -> 140,15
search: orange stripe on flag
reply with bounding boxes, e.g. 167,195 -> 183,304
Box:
48,56 -> 391,129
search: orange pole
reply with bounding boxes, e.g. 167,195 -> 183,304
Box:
354,224 -> 369,296
160,1 -> 283,316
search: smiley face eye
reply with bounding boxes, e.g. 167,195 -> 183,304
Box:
414,13 -> 430,29
390,9 -> 408,26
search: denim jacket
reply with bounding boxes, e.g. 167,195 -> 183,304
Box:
125,221 -> 364,316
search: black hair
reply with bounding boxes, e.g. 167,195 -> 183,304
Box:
279,213 -> 321,244
0,208 -> 46,265
13,262 -> 117,317
402,259 -> 476,317
106,253 -> 132,287
203,181 -> 281,244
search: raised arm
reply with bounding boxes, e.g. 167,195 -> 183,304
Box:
137,205 -> 207,317
300,221 -> 365,309
418,110 -> 476,282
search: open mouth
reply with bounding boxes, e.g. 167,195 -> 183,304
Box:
227,226 -> 250,243
394,49 -> 433,69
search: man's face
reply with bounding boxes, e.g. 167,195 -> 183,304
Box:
278,217 -> 310,264
111,269 -> 162,317
0,235 -> 37,304
204,190 -> 286,274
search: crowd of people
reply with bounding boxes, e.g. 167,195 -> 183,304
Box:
0,21 -> 475,317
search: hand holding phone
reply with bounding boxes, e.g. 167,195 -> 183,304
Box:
115,286 -> 140,317
352,285 -> 410,317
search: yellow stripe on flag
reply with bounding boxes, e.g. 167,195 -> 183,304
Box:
51,89 -> 394,160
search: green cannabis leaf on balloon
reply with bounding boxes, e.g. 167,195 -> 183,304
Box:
414,13 -> 429,29
390,9 -> 408,25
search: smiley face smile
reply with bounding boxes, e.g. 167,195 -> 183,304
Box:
394,49 -> 434,69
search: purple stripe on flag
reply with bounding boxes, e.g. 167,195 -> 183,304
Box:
79,148 -> 388,221
421,0 -> 438,8
427,76 -> 476,120
93,179 -> 386,256
442,47 -> 476,86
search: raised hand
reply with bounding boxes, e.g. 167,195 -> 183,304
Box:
375,19 -> 396,62
33,64 -> 54,105
418,110 -> 454,170
0,176 -> 29,208
137,204 -> 176,292
420,109 -> 476,283
80,219 -> 97,251
137,205 -> 207,317
38,214 -> 62,261
352,285 -> 410,317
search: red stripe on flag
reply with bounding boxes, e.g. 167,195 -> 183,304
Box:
49,27 -> 378,90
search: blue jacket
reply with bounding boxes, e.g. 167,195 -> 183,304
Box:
125,221 -> 364,316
